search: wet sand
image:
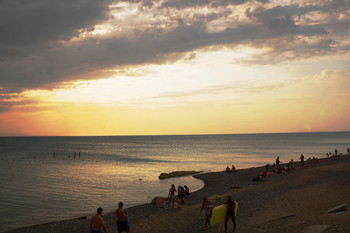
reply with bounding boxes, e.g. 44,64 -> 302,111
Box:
5,155 -> 350,233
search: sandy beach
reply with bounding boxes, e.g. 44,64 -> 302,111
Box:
5,154 -> 350,233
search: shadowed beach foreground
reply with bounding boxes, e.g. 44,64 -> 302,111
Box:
6,155 -> 350,233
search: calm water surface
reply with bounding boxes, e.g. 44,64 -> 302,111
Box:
0,132 -> 349,232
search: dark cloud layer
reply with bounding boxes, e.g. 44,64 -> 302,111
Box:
0,0 -> 349,92
0,0 -> 112,58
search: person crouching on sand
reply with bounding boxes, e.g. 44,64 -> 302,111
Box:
116,202 -> 130,233
90,207 -> 108,233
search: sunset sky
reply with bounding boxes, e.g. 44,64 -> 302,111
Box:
0,0 -> 349,136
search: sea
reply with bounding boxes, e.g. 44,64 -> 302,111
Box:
0,132 -> 349,232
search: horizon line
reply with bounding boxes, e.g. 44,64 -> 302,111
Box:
1,130 -> 349,138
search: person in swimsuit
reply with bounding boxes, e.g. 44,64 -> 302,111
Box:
200,197 -> 213,229
177,186 -> 186,205
177,185 -> 182,198
116,202 -> 130,233
224,196 -> 236,233
90,207 -> 108,233
168,184 -> 176,209
184,185 -> 189,195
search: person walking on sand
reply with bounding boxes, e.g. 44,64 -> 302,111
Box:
200,197 -> 213,229
224,196 -> 236,233
90,207 -> 108,233
116,202 -> 130,233
168,184 -> 176,209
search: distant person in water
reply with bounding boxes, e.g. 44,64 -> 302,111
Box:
335,149 -> 338,156
168,184 -> 176,209
347,148 -> 349,155
116,202 -> 130,233
90,207 -> 108,233
224,196 -> 236,233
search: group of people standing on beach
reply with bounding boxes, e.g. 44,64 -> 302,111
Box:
167,184 -> 190,208
90,202 -> 130,233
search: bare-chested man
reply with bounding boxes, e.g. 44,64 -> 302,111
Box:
168,184 -> 176,209
90,207 -> 108,233
116,202 -> 130,233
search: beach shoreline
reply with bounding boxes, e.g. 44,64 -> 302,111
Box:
4,154 -> 350,233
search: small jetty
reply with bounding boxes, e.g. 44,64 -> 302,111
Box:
158,170 -> 202,179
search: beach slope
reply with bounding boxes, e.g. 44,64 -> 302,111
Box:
6,156 -> 350,233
